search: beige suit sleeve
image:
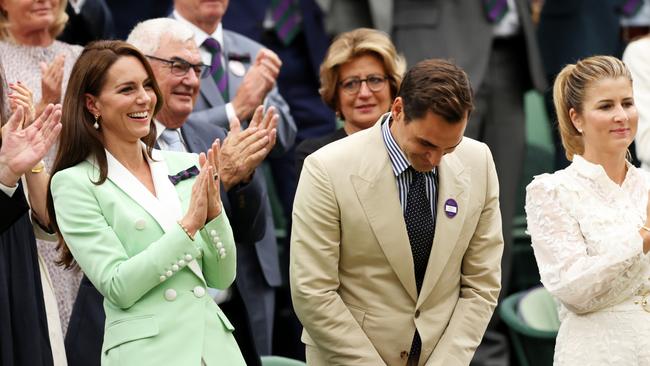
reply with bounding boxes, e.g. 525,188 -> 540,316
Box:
290,154 -> 385,365
426,145 -> 503,366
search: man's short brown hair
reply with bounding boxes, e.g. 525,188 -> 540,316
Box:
398,59 -> 474,124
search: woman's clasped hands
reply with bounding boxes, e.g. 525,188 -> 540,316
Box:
179,140 -> 223,237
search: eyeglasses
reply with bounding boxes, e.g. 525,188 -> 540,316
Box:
146,55 -> 211,79
338,74 -> 388,94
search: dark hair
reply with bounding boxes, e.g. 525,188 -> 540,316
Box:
398,59 -> 473,124
47,40 -> 164,268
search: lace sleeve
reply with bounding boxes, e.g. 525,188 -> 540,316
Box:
525,175 -> 647,314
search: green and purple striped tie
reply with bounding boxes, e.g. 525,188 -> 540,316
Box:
203,37 -> 229,101
271,0 -> 302,46
483,0 -> 509,23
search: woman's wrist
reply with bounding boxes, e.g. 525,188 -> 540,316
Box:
179,218 -> 200,240
207,205 -> 222,222
0,158 -> 21,187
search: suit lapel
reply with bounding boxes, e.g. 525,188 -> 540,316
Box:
351,122 -> 418,302
199,72 -> 225,108
222,31 -> 246,105
417,152 -> 469,307
101,149 -> 178,232
180,122 -> 206,153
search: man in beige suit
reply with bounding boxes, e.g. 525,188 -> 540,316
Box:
290,59 -> 503,366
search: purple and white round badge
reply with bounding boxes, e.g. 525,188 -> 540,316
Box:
444,198 -> 458,218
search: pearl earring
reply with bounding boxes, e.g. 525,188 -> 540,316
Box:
94,115 -> 100,130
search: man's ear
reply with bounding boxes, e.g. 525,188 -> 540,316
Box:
85,93 -> 100,117
391,97 -> 403,121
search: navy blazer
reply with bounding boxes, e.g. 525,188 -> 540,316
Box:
537,0 -> 625,79
0,185 -> 29,233
222,0 -> 329,78
58,0 -> 115,46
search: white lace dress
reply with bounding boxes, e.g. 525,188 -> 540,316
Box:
526,155 -> 650,365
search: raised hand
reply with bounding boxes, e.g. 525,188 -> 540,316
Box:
0,104 -> 62,187
218,115 -> 266,190
179,156 -> 210,236
248,105 -> 278,152
37,54 -> 65,114
231,48 -> 282,121
200,141 -> 223,220
8,81 -> 35,124
218,105 -> 278,190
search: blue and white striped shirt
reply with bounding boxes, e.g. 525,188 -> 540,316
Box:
381,114 -> 438,217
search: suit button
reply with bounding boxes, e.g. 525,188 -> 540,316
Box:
135,218 -> 146,230
415,309 -> 420,318
193,286 -> 206,298
164,289 -> 177,301
400,351 -> 408,359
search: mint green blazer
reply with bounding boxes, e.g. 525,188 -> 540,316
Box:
51,149 -> 246,366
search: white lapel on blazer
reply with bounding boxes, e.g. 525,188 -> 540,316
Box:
101,148 -> 178,232
149,149 -> 183,223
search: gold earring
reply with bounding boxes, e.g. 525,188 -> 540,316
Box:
94,115 -> 100,130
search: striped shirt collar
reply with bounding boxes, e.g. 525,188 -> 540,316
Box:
381,113 -> 437,178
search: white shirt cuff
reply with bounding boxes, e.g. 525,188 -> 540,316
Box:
0,180 -> 17,197
225,103 -> 236,124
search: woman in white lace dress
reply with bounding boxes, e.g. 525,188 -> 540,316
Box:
526,55 -> 650,365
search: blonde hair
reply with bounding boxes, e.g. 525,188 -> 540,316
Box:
0,0 -> 69,41
319,28 -> 406,119
553,55 -> 632,161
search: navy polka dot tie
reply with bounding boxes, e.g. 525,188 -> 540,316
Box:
404,168 -> 434,364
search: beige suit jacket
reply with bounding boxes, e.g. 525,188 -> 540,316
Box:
290,120 -> 503,366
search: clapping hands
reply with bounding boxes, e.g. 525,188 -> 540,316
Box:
180,142 -> 224,236
0,104 -> 62,186
218,105 -> 278,191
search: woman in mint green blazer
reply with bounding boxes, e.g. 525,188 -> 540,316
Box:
46,40 -> 246,366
